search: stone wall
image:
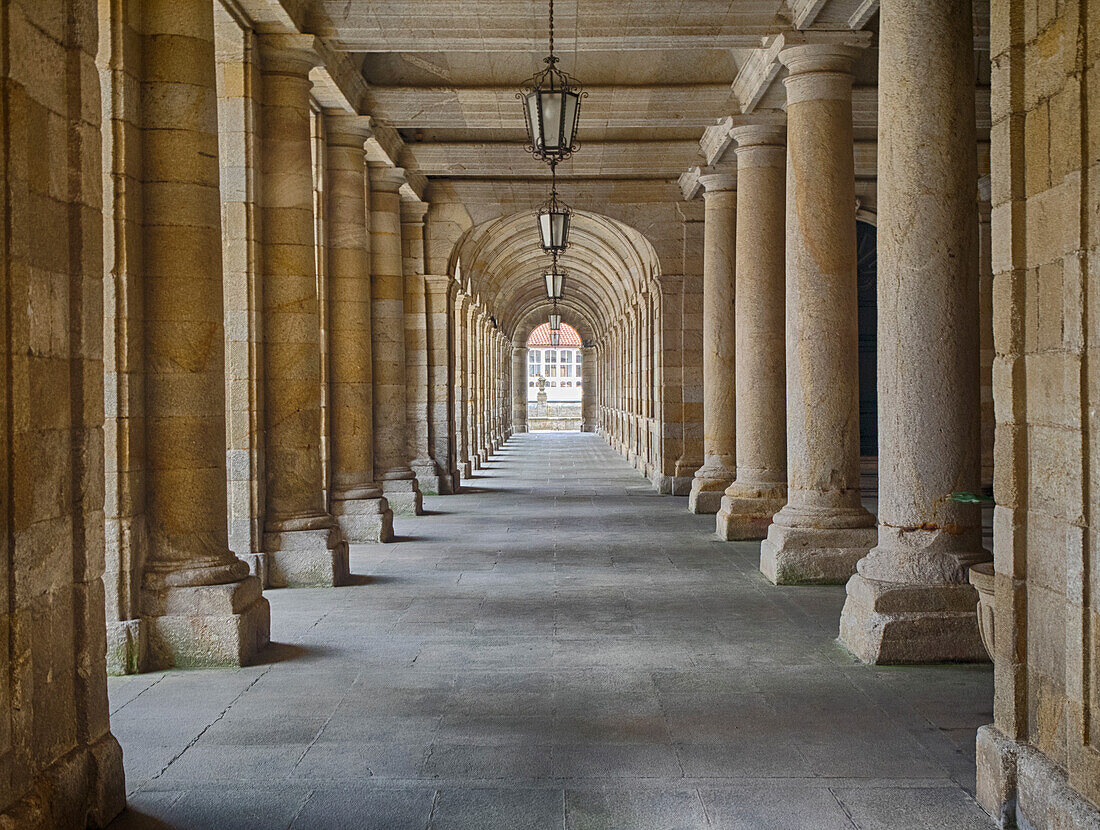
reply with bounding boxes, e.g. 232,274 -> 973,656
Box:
978,0 -> 1100,825
0,0 -> 125,823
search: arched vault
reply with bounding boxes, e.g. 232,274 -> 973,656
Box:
447,209 -> 662,344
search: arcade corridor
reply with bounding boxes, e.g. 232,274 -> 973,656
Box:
107,434 -> 993,829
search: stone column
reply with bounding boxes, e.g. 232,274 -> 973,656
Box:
717,124 -> 789,541
467,305 -> 481,470
324,114 -> 393,543
425,276 -> 456,494
839,0 -> 988,663
258,34 -> 348,587
140,0 -> 269,664
513,346 -> 528,433
758,38 -> 875,585
401,201 -> 439,494
454,292 -> 471,481
689,172 -> 738,514
369,164 -> 423,515
581,346 -> 597,431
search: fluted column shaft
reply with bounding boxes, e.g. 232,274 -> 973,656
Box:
689,173 -> 738,514
369,164 -> 423,515
324,115 -> 393,543
759,40 -> 875,585
839,0 -> 988,664
138,0 -> 269,664
258,34 -> 347,587
717,124 -> 789,542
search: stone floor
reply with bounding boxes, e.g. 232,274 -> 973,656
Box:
107,432 -> 995,830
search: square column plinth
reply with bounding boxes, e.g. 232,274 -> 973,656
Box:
688,475 -> 730,515
716,487 -> 785,541
838,575 -> 988,664
332,496 -> 394,543
265,526 -> 350,588
759,521 -> 876,585
144,577 -> 270,668
382,478 -> 424,516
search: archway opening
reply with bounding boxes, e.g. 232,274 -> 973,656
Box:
526,322 -> 583,432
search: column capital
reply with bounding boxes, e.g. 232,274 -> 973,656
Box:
368,164 -> 408,191
730,122 -> 786,150
400,200 -> 430,225
424,274 -> 453,294
779,32 -> 872,104
777,31 -> 872,75
697,169 -> 738,195
257,33 -> 322,76
324,113 -> 373,147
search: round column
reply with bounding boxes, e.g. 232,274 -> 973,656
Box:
717,124 -> 789,542
454,292 -> 472,480
369,164 -> 422,516
139,0 -> 268,664
689,172 -> 738,514
324,114 -> 393,543
758,41 -> 876,585
839,0 -> 988,664
258,34 -> 348,588
581,346 -> 597,432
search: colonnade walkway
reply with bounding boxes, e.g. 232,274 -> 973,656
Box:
107,433 -> 994,829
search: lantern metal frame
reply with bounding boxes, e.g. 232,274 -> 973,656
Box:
542,254 -> 566,300
548,307 -> 561,331
517,0 -> 585,165
550,331 -> 561,347
537,165 -> 572,253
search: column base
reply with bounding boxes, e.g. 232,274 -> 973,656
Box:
382,477 -> 423,516
412,461 -> 442,496
514,425 -> 529,433
759,517 -> 876,584
581,424 -> 595,433
716,487 -> 786,541
688,474 -> 734,515
332,495 -> 394,543
837,575 -> 987,663
0,731 -> 125,829
460,459 -> 472,479
106,618 -> 146,675
264,524 -> 350,588
142,576 -> 271,668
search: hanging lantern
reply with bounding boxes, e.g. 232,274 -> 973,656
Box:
549,311 -> 561,331
550,331 -> 561,347
543,257 -> 565,299
537,167 -> 571,252
518,0 -> 584,165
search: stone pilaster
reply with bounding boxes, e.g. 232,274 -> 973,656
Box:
759,37 -> 876,584
425,276 -> 456,494
324,113 -> 393,543
257,35 -> 349,587
717,124 -> 788,541
838,0 -> 989,663
581,347 -> 597,432
689,172 -> 738,514
369,165 -> 423,515
136,0 -> 270,664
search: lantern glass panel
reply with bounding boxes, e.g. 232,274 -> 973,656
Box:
540,90 -> 563,150
549,313 -> 561,331
550,332 -> 561,347
539,211 -> 569,251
